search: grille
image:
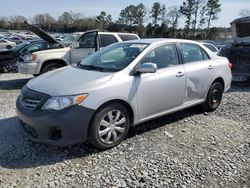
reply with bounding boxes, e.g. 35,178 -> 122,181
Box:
21,96 -> 42,110
19,86 -> 50,110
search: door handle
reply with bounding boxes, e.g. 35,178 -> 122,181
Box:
208,65 -> 214,69
176,72 -> 184,77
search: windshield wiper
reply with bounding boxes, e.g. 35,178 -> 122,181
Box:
78,64 -> 105,72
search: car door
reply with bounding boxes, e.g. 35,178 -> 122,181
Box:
179,43 -> 215,104
70,31 -> 98,64
135,43 -> 186,120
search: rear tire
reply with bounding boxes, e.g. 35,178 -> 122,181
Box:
6,45 -> 12,50
88,103 -> 131,150
40,62 -> 63,74
202,82 -> 223,111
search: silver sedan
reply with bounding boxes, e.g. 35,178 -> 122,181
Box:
16,39 -> 232,149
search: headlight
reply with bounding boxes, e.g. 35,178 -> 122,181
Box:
42,94 -> 88,110
24,54 -> 37,62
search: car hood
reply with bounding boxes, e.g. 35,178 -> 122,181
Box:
26,66 -> 114,96
33,47 -> 70,55
25,24 -> 64,47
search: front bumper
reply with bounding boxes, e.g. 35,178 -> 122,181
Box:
17,61 -> 39,75
16,91 -> 95,147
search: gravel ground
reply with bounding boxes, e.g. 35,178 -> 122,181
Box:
0,73 -> 249,188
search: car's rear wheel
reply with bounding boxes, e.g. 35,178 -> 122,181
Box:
88,103 -> 130,150
40,62 -> 63,74
202,82 -> 223,111
6,45 -> 12,50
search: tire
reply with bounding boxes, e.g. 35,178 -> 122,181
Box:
6,45 -> 12,50
40,62 -> 63,74
202,82 -> 223,111
88,103 -> 131,150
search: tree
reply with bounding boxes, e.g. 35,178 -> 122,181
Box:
135,3 -> 147,27
151,2 -> 162,26
191,0 -> 205,37
180,0 -> 195,38
239,9 -> 250,17
206,0 -> 221,30
97,11 -> 112,30
9,15 -> 27,29
32,14 -> 56,31
118,5 -> 137,26
167,6 -> 182,37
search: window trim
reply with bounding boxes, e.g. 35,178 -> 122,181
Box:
177,42 -> 211,64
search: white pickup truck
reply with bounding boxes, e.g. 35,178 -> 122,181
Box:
18,28 -> 139,75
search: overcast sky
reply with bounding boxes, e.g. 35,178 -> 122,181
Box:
0,0 -> 249,27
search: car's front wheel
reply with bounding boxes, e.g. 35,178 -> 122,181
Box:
202,82 -> 223,111
88,103 -> 131,150
40,62 -> 63,74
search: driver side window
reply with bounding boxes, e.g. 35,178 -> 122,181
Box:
141,44 -> 180,69
78,32 -> 97,48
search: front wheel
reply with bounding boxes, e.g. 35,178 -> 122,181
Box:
88,103 -> 131,150
202,82 -> 223,111
40,62 -> 63,74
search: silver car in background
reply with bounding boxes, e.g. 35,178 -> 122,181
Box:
16,39 -> 232,149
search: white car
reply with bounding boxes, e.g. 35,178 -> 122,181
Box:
0,39 -> 16,50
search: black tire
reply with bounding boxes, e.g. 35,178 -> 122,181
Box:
40,62 -> 63,74
88,103 -> 131,150
202,82 -> 223,111
6,45 -> 12,50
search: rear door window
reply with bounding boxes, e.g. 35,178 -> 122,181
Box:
180,43 -> 210,63
99,34 -> 118,47
118,34 -> 139,41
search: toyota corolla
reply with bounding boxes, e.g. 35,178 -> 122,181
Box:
16,39 -> 232,149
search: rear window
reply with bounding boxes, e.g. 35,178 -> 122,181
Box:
100,34 -> 118,47
203,43 -> 217,52
118,34 -> 139,41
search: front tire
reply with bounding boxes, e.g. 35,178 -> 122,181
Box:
40,62 -> 63,74
202,82 -> 223,111
88,103 -> 131,150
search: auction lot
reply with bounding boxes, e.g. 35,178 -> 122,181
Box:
0,73 -> 249,188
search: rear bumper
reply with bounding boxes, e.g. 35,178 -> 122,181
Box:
17,61 -> 39,75
16,96 -> 95,147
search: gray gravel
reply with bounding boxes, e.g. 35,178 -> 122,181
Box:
0,73 -> 249,188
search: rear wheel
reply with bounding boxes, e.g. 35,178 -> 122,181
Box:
6,45 -> 12,50
202,82 -> 223,111
40,62 -> 63,74
88,103 -> 130,150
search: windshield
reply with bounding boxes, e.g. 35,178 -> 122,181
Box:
14,42 -> 29,51
62,33 -> 79,47
78,42 -> 148,72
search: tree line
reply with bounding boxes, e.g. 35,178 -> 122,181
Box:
0,0 -> 225,39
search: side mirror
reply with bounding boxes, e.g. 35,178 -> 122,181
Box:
71,41 -> 80,48
136,62 -> 157,74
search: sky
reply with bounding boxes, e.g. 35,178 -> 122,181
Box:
0,0 -> 249,28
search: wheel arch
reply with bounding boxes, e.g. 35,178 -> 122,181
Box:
40,59 -> 67,73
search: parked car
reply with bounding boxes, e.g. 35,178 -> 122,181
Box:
218,37 -> 250,77
8,36 -> 24,44
16,39 -> 232,149
18,30 -> 140,76
0,40 -> 62,73
0,39 -> 16,50
202,42 -> 219,55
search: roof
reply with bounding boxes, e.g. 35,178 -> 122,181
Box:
231,16 -> 250,24
123,38 -> 200,45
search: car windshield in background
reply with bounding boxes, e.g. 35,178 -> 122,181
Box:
13,42 -> 29,51
78,43 -> 148,72
62,33 -> 79,47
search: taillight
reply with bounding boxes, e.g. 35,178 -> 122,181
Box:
228,62 -> 233,69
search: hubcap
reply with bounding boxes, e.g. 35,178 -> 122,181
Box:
98,110 -> 126,144
211,89 -> 220,104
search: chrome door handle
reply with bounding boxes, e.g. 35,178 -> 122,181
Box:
208,65 -> 214,69
176,72 -> 184,77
